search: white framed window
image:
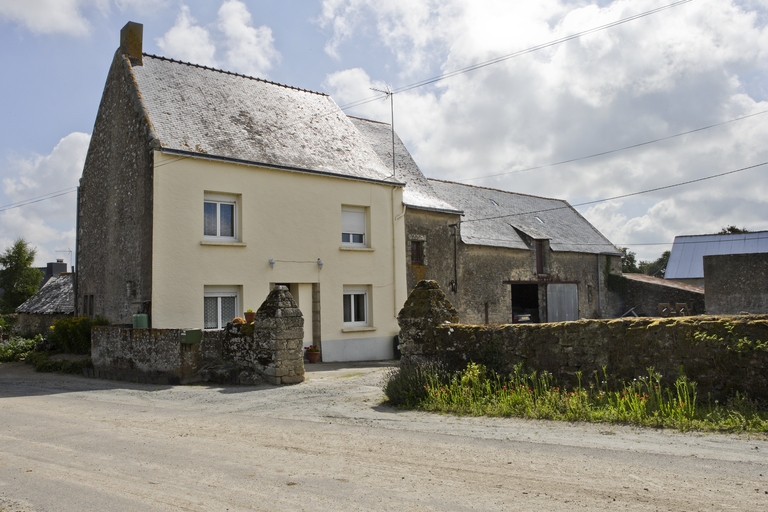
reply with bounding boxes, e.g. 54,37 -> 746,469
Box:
204,286 -> 239,329
341,206 -> 367,247
204,193 -> 237,241
343,285 -> 369,327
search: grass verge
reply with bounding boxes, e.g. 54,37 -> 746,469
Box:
384,360 -> 768,434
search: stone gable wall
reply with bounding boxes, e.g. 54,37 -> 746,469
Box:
399,280 -> 768,401
77,51 -> 155,325
705,253 -> 768,314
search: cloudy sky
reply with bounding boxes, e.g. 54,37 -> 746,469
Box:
1,0 -> 767,266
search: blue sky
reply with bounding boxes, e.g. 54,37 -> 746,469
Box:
1,0 -> 767,266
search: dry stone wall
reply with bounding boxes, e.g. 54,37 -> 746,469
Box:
399,280 -> 768,401
91,286 -> 304,385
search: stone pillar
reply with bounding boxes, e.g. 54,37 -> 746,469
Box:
397,280 -> 458,362
255,285 -> 305,385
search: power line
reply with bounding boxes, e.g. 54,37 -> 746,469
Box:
0,188 -> 77,213
338,0 -> 693,111
458,108 -> 768,182
460,160 -> 768,224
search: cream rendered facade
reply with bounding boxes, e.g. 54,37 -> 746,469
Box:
150,152 -> 407,362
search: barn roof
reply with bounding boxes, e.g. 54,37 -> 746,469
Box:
665,231 -> 768,279
130,54 -> 401,185
428,180 -> 620,255
15,274 -> 74,315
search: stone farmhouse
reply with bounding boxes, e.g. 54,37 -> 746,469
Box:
351,117 -> 624,324
76,23 -> 407,362
78,22 -> 628,365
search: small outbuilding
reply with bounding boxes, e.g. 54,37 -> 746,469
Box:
14,273 -> 74,336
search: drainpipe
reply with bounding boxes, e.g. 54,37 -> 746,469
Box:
74,185 -> 80,316
393,187 -> 406,315
596,253 -> 602,317
449,223 -> 458,293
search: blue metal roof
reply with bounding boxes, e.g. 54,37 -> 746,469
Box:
665,231 -> 768,279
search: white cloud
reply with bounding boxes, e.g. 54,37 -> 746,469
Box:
156,4 -> 218,67
155,1 -> 280,78
0,0 -> 109,37
322,0 -> 768,260
217,0 -> 280,78
113,0 -> 168,13
0,132 -> 89,266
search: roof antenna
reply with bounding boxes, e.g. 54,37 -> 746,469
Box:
370,86 -> 396,180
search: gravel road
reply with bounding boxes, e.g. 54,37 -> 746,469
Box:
0,361 -> 766,511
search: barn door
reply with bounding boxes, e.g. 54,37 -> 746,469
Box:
547,283 -> 578,322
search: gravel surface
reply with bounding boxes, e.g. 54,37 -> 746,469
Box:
1,361 -> 767,511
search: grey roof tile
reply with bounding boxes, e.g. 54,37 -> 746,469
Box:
15,274 -> 74,315
428,180 -> 620,254
349,117 -> 461,213
131,55 -> 399,184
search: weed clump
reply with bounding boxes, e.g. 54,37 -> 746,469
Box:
385,361 -> 768,433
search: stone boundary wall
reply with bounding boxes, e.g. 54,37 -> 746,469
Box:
705,253 -> 768,315
399,281 -> 768,401
90,286 -> 304,385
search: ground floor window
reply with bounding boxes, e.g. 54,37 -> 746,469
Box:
343,286 -> 368,327
204,286 -> 239,329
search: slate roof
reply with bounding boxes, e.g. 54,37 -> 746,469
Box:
348,117 -> 461,213
130,55 -> 400,185
15,274 -> 74,315
623,273 -> 704,294
428,180 -> 620,254
665,231 -> 768,279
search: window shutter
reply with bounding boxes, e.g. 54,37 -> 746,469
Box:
342,208 -> 365,234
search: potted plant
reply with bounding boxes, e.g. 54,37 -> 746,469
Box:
304,344 -> 320,364
244,308 -> 256,323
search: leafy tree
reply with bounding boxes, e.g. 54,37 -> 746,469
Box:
718,225 -> 750,234
639,250 -> 670,278
620,247 -> 640,273
0,239 -> 43,313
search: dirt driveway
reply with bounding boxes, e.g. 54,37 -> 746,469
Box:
0,361 -> 766,511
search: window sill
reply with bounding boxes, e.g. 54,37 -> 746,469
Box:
200,241 -> 247,247
339,246 -> 374,252
342,326 -> 376,333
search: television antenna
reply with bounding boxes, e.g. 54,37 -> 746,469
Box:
370,86 -> 396,180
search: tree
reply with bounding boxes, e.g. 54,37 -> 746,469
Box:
718,225 -> 750,234
639,250 -> 670,278
620,247 -> 640,273
0,239 -> 43,313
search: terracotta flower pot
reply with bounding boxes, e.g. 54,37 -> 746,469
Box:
244,311 -> 256,323
306,351 -> 320,364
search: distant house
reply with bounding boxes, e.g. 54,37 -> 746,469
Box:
350,117 -> 624,324
666,231 -> 768,288
35,259 -> 68,289
76,23 -> 407,362
15,273 -> 74,336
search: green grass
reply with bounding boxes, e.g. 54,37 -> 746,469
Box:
384,361 -> 768,434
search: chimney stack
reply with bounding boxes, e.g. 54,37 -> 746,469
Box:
120,22 -> 143,66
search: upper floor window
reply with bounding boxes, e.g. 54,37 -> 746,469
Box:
342,206 -> 366,247
204,193 -> 237,241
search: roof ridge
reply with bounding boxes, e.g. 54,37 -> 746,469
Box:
141,53 -> 328,96
674,230 -> 768,239
348,115 -> 390,126
428,178 -> 567,203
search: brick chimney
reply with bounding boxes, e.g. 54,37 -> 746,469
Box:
120,21 -> 143,66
